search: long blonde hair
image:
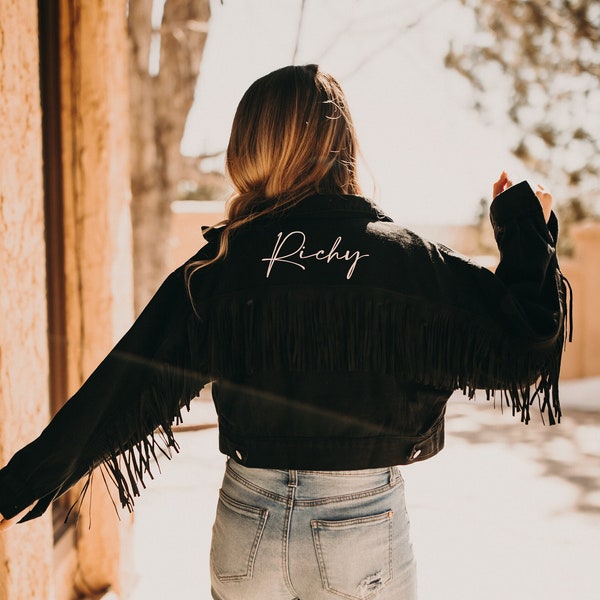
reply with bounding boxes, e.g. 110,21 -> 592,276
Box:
186,65 -> 362,281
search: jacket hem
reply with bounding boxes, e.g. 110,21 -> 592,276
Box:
218,424 -> 445,470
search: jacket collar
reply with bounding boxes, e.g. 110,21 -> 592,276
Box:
201,194 -> 392,243
283,193 -> 393,222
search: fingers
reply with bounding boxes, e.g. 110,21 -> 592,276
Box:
0,504 -> 35,531
493,171 -> 513,199
0,512 -> 16,531
493,174 -> 553,224
535,184 -> 553,223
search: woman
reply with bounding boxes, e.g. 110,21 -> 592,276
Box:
0,65 -> 566,599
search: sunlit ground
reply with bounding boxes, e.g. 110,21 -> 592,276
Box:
128,383 -> 600,600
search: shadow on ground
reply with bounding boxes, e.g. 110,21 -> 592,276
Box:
446,398 -> 600,515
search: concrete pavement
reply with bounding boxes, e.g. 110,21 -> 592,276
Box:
127,382 -> 600,600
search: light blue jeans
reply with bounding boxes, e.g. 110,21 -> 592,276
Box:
210,459 -> 417,599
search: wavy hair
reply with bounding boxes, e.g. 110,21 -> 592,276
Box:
186,64 -> 362,283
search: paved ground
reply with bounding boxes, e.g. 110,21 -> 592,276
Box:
127,383 -> 600,600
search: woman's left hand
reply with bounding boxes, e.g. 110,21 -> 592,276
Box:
492,171 -> 513,199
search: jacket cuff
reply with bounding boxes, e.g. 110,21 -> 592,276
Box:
0,469 -> 30,520
490,181 -> 543,222
490,180 -> 557,245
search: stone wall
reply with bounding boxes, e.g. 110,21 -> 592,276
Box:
0,1 -> 54,599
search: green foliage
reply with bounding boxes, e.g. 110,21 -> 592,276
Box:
447,0 -> 600,215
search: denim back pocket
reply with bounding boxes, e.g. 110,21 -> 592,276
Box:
311,510 -> 393,599
210,489 -> 269,582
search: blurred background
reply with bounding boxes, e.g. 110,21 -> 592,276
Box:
1,1 -> 599,598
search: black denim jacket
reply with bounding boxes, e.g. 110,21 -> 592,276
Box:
0,182 -> 568,522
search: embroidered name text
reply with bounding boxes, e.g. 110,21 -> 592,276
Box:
262,231 -> 369,279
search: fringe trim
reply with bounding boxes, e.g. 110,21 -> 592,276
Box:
561,272 -> 574,346
67,315 -> 208,522
68,281 -> 569,522
203,286 -> 566,426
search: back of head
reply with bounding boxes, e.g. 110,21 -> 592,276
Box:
226,64 -> 361,221
186,65 -> 361,282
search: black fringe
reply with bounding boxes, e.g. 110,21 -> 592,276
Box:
68,315 -> 208,521
204,286 -> 565,426
70,284 -> 567,520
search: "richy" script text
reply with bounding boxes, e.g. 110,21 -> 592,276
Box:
262,231 -> 369,279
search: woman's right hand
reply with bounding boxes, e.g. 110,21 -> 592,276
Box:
493,172 -> 552,223
0,504 -> 35,531
534,184 -> 553,223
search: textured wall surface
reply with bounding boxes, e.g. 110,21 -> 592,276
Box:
0,0 -> 135,597
0,1 -> 54,599
561,224 -> 600,379
59,0 -> 135,595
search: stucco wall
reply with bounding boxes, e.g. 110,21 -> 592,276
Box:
0,1 -> 54,599
59,0 -> 135,596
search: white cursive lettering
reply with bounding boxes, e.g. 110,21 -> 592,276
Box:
262,231 -> 369,279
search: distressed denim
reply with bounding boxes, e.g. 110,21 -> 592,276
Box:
210,460 -> 417,599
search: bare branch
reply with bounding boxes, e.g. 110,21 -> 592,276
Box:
446,0 -> 600,208
292,0 -> 307,65
341,0 -> 445,81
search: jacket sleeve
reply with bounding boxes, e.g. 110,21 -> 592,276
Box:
0,260 -> 210,523
490,181 -> 564,339
429,181 -> 568,423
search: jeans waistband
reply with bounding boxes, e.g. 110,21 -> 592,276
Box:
225,458 -> 402,501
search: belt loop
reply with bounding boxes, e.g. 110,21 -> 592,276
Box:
288,469 -> 298,488
389,466 -> 398,484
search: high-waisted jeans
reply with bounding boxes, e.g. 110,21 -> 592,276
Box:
210,459 -> 418,599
